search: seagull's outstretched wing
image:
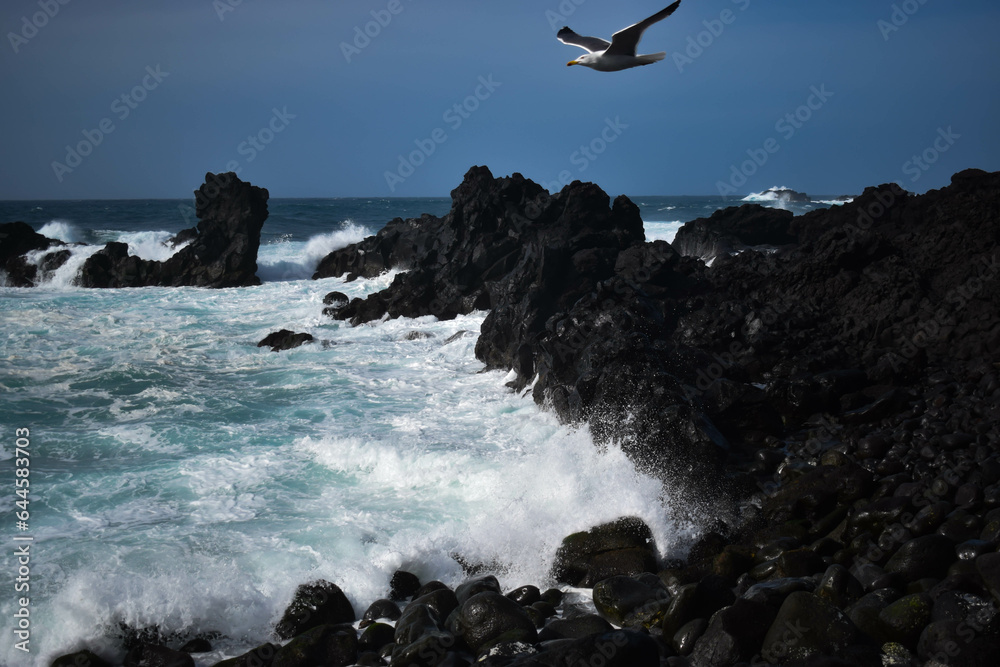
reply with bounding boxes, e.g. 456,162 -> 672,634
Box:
606,0 -> 681,56
557,27 -> 611,54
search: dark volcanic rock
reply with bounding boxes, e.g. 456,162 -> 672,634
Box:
313,167 -> 1000,482
510,629 -> 658,667
211,642 -> 279,667
275,580 -> 355,640
760,592 -> 860,663
394,602 -> 442,647
257,330 -> 315,352
671,204 -> 795,262
0,221 -> 65,286
179,637 -> 212,653
79,172 -> 268,288
51,651 -> 113,667
451,591 -> 538,655
139,165 -> 1000,667
411,587 -> 459,622
689,598 -> 777,666
455,575 -> 502,605
506,585 -> 541,606
123,644 -> 195,667
551,517 -> 658,587
358,621 -> 395,653
536,613 -> 613,641
878,593 -> 933,647
390,570 -> 422,600
271,624 -> 357,667
313,167 -> 723,476
592,575 -> 669,628
360,598 -> 402,627
883,534 -> 955,582
315,165 -> 643,325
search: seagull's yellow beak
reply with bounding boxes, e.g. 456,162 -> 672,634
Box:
567,60 -> 579,66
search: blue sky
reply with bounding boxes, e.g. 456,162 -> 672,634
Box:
1,0 -> 997,199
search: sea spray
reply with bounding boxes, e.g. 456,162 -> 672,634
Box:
1,268 -> 697,665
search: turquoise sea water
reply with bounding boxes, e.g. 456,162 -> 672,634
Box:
0,193 -> 837,665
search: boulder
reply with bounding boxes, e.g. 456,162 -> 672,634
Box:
760,592 -> 860,663
257,330 -> 314,352
123,644 -> 195,667
411,587 -> 459,623
551,517 -> 658,587
360,598 -> 402,627
455,575 -> 502,605
390,570 -> 422,600
883,535 -> 956,582
509,630 -> 658,667
271,625 -> 357,667
51,651 -> 112,667
358,622 -> 396,653
845,588 -> 902,641
210,643 -> 279,667
536,614 -> 613,642
877,593 -> 933,647
179,638 -> 212,653
506,585 -> 541,606
450,591 -> 537,655
274,580 -> 355,640
689,599 -> 777,666
975,552 -> 1000,604
394,602 -> 442,647
390,631 -> 460,667
592,575 -> 670,629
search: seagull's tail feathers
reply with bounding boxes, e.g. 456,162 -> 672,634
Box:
638,52 -> 667,65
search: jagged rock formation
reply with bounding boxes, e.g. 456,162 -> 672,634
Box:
78,172 -> 268,288
314,166 -> 1000,488
670,204 -> 795,262
0,221 -> 67,286
314,165 -> 642,324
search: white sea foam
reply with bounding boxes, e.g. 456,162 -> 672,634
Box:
117,230 -> 189,261
46,244 -> 103,288
742,192 -> 777,202
257,222 -> 369,282
22,229 -> 187,288
1,265 -> 701,666
39,219 -> 84,243
643,219 -> 684,244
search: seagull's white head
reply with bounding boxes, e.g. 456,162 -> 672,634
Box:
567,53 -> 597,67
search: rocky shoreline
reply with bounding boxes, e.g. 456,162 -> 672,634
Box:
307,166 -> 1000,665
0,171 -> 268,289
9,165 -> 1000,665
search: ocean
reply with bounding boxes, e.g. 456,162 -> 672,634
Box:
0,192 -> 840,665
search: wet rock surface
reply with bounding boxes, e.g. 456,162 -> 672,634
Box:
257,329 -> 315,352
274,580 -> 356,640
0,220 -> 67,286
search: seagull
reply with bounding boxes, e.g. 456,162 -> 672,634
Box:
559,1 -> 682,72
